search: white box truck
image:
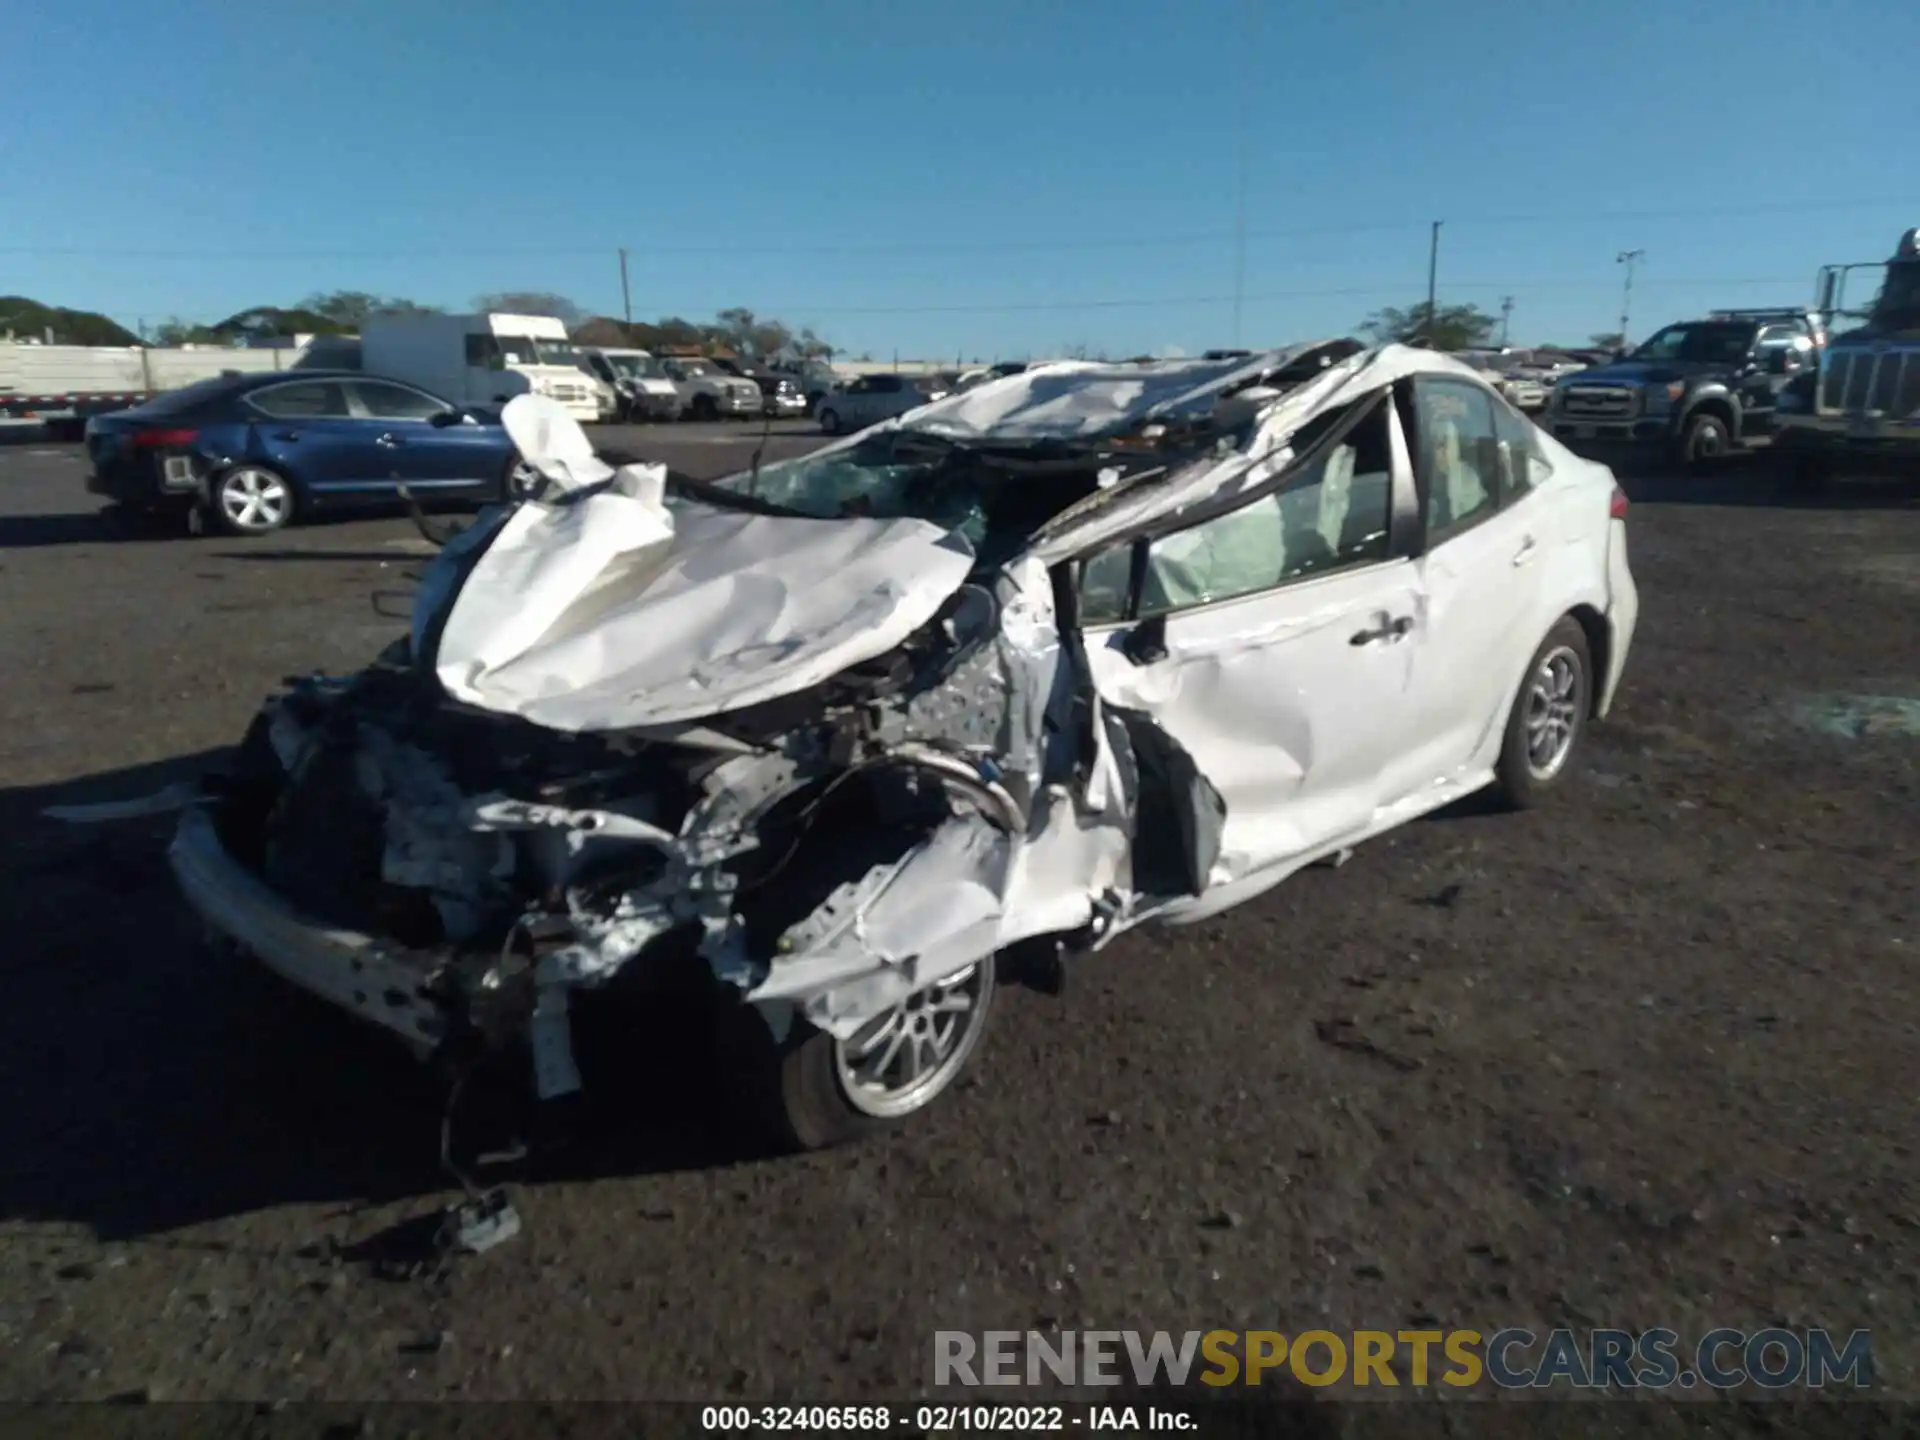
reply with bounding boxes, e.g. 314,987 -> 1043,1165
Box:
358,312 -> 602,423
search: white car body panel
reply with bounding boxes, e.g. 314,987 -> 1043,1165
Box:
140,345 -> 1641,1100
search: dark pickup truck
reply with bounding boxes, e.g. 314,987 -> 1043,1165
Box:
1543,309 -> 1824,469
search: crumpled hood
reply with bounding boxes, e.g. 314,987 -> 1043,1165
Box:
419,396 -> 976,733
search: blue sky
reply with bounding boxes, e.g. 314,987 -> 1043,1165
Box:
6,0 -> 1915,359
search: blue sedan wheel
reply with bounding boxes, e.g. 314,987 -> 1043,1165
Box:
212,465 -> 295,537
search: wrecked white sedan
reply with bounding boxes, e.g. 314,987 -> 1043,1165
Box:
169,341 -> 1639,1149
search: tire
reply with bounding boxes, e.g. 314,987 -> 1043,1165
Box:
690,394 -> 718,423
718,959 -> 997,1151
1680,410 -> 1731,471
208,465 -> 296,537
1492,616 -> 1592,810
502,453 -> 542,502
818,407 -> 843,437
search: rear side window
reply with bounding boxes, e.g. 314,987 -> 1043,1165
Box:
353,380 -> 448,420
249,381 -> 351,419
135,375 -> 251,416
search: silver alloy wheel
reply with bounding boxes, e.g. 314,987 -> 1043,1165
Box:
832,961 -> 994,1119
1524,644 -> 1584,780
506,457 -> 542,500
217,467 -> 291,533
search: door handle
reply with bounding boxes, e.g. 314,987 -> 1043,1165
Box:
272,430 -> 301,441
1511,535 -> 1538,566
376,432 -> 400,448
1350,613 -> 1414,646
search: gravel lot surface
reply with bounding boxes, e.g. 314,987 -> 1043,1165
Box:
0,421 -> 1914,1432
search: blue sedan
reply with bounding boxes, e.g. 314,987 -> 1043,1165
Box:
83,370 -> 536,537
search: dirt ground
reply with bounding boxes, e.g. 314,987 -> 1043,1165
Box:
0,428 -> 1914,1433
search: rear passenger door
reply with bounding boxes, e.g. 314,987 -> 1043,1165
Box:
347,380 -> 498,495
1397,374 -> 1546,784
246,380 -> 378,493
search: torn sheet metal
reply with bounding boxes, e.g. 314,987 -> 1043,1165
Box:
898,344 -> 1333,442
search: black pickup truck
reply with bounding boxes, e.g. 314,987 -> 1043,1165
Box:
1543,309 -> 1824,470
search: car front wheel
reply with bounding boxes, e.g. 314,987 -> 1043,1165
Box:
209,465 -> 296,536
720,959 -> 997,1150
1493,617 -> 1592,809
1680,411 -> 1731,470
818,407 -> 842,436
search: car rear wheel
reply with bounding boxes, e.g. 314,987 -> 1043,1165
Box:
1493,617 -> 1591,810
719,959 -> 997,1151
818,407 -> 842,436
210,465 -> 295,536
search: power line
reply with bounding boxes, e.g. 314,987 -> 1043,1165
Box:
93,277 -> 1812,322
0,200 -> 1904,262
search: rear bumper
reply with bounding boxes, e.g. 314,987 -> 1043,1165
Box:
1599,518 -> 1638,720
169,803 -> 449,1051
87,450 -> 204,506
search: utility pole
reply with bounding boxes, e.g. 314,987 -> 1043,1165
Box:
1499,296 -> 1514,347
1616,249 -> 1644,352
1230,0 -> 1256,347
618,248 -> 633,328
1425,221 -> 1442,342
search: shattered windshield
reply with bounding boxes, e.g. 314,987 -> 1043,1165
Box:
703,431 -> 1128,564
1630,323 -> 1753,365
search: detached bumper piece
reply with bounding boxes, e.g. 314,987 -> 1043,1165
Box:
169,804 -> 449,1051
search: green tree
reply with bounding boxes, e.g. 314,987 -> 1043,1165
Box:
301,291 -> 442,327
472,291 -> 583,324
1358,301 -> 1499,350
0,296 -> 141,346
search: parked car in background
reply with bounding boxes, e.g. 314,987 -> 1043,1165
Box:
663,356 -> 764,421
814,372 -> 951,435
745,369 -> 808,419
83,371 -> 530,537
765,358 -> 843,413
578,346 -> 683,421
1545,309 -> 1824,468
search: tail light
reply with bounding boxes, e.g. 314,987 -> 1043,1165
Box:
131,427 -> 199,448
1609,483 -> 1629,520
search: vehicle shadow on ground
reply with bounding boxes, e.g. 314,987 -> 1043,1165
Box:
0,754 -> 765,1245
1619,468 -> 1920,510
